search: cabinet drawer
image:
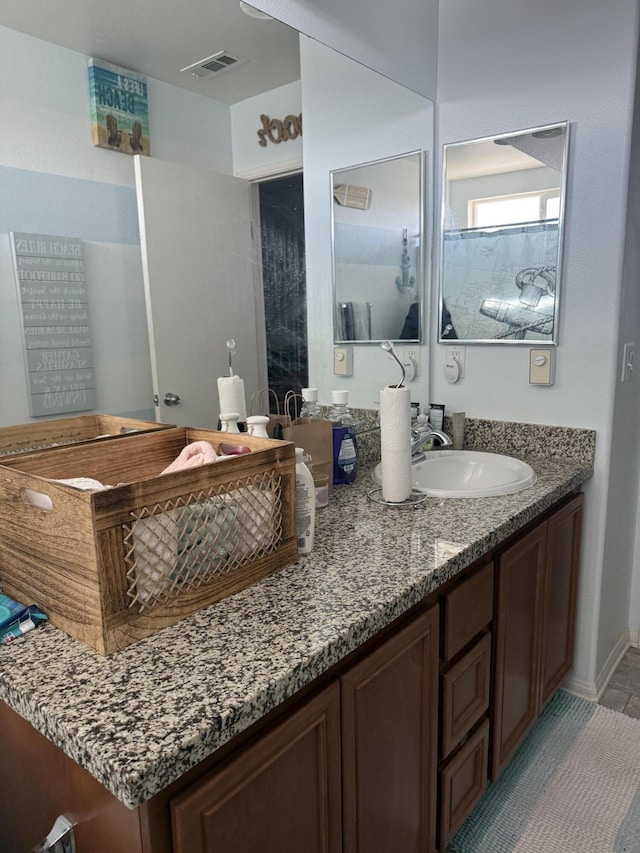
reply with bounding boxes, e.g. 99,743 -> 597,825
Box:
438,718 -> 490,852
442,560 -> 494,662
441,631 -> 491,760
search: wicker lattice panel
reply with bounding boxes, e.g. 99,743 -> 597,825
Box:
124,470 -> 283,611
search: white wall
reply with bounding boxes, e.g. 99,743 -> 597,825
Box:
0,26 -> 234,424
609,23 -> 640,651
434,0 -> 640,694
248,0 -> 438,101
231,80 -> 302,178
300,36 -> 434,408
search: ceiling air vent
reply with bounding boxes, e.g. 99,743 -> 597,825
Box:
181,51 -> 247,80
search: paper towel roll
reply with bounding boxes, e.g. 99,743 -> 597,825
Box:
379,384 -> 412,503
217,375 -> 247,422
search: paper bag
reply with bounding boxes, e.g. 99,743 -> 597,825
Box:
249,389 -> 291,439
282,417 -> 334,494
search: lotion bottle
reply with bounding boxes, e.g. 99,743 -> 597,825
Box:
295,447 -> 315,554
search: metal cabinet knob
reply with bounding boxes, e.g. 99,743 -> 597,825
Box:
31,815 -> 76,853
163,392 -> 181,406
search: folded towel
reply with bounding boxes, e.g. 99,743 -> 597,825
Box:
337,301 -> 372,340
161,441 -> 217,475
55,477 -> 108,490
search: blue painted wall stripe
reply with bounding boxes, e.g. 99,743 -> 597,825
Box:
0,165 -> 140,245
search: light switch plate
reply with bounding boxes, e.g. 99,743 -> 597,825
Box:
334,346 -> 353,376
529,348 -> 555,385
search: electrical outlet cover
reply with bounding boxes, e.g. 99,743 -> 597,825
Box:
446,346 -> 465,379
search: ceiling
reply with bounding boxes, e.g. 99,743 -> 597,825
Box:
0,0 -> 300,104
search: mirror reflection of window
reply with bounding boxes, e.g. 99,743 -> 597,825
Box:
439,122 -> 569,344
470,190 -> 560,229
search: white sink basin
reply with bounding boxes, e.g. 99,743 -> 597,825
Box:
373,450 -> 537,498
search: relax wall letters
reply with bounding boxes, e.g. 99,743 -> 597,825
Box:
257,113 -> 303,147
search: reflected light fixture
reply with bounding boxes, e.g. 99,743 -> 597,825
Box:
532,127 -> 564,139
239,1 -> 274,19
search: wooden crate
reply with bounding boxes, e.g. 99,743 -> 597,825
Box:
0,428 -> 296,655
0,414 -> 174,458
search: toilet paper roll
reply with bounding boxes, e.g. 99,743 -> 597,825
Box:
379,384 -> 412,503
217,375 -> 247,423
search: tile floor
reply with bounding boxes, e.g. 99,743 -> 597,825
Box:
598,645 -> 640,718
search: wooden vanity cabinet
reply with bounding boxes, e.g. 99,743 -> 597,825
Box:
540,494 -> 584,706
172,604 -> 440,853
437,561 -> 493,851
1,493 -> 583,853
2,602 -> 440,853
340,604 -> 439,853
171,681 -> 342,853
491,492 -> 583,779
0,698 -> 145,853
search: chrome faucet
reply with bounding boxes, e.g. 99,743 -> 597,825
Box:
410,423 -> 453,460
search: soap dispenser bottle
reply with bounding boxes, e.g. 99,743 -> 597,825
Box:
329,390 -> 358,485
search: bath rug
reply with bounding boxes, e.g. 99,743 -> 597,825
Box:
449,690 -> 640,853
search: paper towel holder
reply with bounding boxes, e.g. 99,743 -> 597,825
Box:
380,340 -> 406,387
367,487 -> 427,508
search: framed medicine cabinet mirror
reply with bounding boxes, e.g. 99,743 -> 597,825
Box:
439,121 -> 569,344
332,150 -> 425,344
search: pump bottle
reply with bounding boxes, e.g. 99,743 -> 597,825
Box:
329,390 -> 358,485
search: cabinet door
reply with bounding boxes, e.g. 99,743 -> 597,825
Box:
540,493 -> 584,707
171,681 -> 342,853
491,523 -> 546,780
341,605 -> 439,853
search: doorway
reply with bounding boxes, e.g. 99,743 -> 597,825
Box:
257,173 -> 308,406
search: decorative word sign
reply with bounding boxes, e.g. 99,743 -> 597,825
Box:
88,58 -> 150,156
257,113 -> 302,147
10,233 -> 97,417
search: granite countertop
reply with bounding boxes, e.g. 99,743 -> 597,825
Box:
0,420 -> 595,810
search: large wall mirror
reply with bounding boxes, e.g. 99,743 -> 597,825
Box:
439,122 -> 569,344
332,151 -> 424,344
1,1 -> 436,428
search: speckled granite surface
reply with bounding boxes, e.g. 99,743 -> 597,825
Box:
0,420 -> 595,810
